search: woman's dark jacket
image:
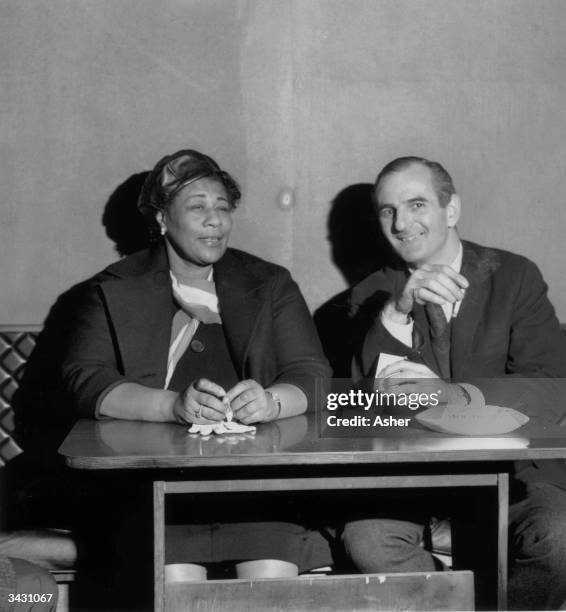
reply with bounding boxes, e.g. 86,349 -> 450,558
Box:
61,243 -> 330,418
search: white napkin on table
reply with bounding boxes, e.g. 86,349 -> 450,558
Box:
187,397 -> 256,436
188,421 -> 256,436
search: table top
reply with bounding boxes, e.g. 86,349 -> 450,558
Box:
59,411 -> 566,470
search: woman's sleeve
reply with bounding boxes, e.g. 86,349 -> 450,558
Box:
269,268 -> 331,409
60,282 -> 134,419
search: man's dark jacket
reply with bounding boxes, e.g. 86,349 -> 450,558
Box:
350,240 -> 566,484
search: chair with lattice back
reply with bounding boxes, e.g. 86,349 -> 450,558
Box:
0,326 -> 39,466
0,325 -> 77,612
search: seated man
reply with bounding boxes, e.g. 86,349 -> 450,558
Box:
344,156 -> 566,610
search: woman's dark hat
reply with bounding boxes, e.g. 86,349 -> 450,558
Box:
137,149 -> 237,217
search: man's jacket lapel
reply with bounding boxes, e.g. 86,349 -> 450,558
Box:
450,241 -> 498,379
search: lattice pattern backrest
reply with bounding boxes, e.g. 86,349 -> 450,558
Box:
0,326 -> 41,465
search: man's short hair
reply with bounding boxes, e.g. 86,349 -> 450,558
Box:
375,156 -> 456,207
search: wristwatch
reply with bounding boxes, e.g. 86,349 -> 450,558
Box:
265,390 -> 282,419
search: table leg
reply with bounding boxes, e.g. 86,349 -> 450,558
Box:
154,481 -> 166,612
497,473 -> 509,611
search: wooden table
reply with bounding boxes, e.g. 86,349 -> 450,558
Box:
59,412 -> 566,611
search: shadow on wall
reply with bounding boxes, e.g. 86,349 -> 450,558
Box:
12,170 -> 152,519
102,171 -> 151,257
314,183 -> 394,378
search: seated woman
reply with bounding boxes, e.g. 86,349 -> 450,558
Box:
61,149 -> 332,580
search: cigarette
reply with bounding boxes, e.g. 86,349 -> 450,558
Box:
223,396 -> 233,422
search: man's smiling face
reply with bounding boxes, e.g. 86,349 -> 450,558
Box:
376,163 -> 460,267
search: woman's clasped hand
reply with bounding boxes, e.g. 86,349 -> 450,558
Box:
173,378 -> 279,425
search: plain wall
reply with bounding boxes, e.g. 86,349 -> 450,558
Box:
2,0 -> 566,323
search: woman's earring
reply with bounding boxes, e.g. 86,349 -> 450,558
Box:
160,226 -> 166,236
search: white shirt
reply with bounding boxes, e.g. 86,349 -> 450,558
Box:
164,268 -> 215,389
